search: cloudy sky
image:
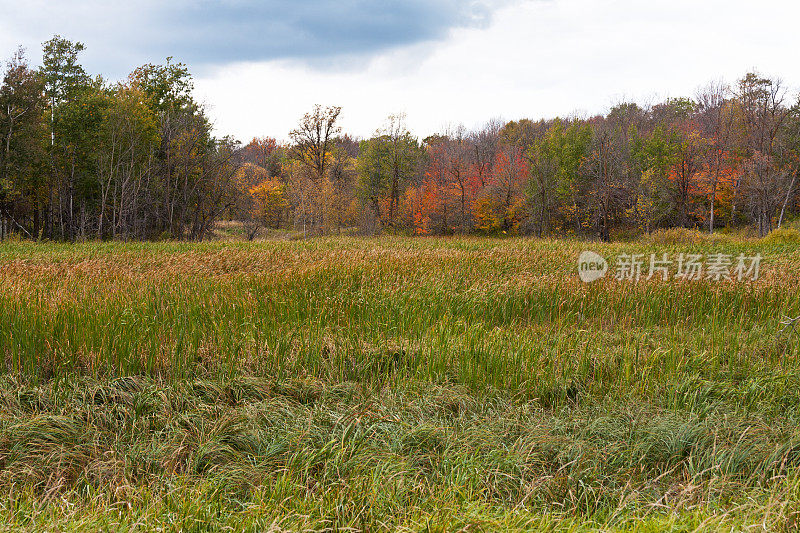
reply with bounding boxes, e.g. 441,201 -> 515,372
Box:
2,0 -> 799,141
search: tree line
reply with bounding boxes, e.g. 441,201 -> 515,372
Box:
0,37 -> 237,241
2,37 -> 799,241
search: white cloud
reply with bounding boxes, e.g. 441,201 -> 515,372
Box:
193,0 -> 800,141
3,0 -> 798,141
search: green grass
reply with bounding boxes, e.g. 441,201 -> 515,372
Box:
0,234 -> 799,530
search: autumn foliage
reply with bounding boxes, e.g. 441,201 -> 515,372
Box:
1,37 -> 798,241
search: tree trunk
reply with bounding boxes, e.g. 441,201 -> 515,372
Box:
778,171 -> 797,228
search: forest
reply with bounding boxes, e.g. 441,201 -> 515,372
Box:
1,36 -> 799,242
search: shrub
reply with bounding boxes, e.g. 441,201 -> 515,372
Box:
764,227 -> 800,244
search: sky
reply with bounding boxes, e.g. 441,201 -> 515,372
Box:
2,0 -> 799,142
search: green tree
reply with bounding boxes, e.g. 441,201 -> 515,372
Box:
41,36 -> 96,239
526,119 -> 591,236
357,136 -> 388,227
0,48 -> 47,239
41,36 -> 89,144
357,116 -> 421,232
95,84 -> 159,238
630,125 -> 679,231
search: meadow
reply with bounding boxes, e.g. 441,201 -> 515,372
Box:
1,231 -> 800,531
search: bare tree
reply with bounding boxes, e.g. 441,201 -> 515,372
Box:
696,81 -> 735,233
470,119 -> 502,188
582,125 -> 630,242
735,73 -> 792,236
442,124 -> 471,232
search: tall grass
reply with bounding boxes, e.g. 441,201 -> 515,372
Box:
0,235 -> 799,530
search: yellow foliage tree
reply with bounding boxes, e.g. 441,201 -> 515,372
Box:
250,179 -> 288,229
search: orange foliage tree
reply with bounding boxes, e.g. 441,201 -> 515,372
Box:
473,145 -> 527,234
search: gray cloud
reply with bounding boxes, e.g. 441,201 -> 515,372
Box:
1,0 -> 508,75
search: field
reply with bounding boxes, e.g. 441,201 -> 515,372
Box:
1,232 -> 800,531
